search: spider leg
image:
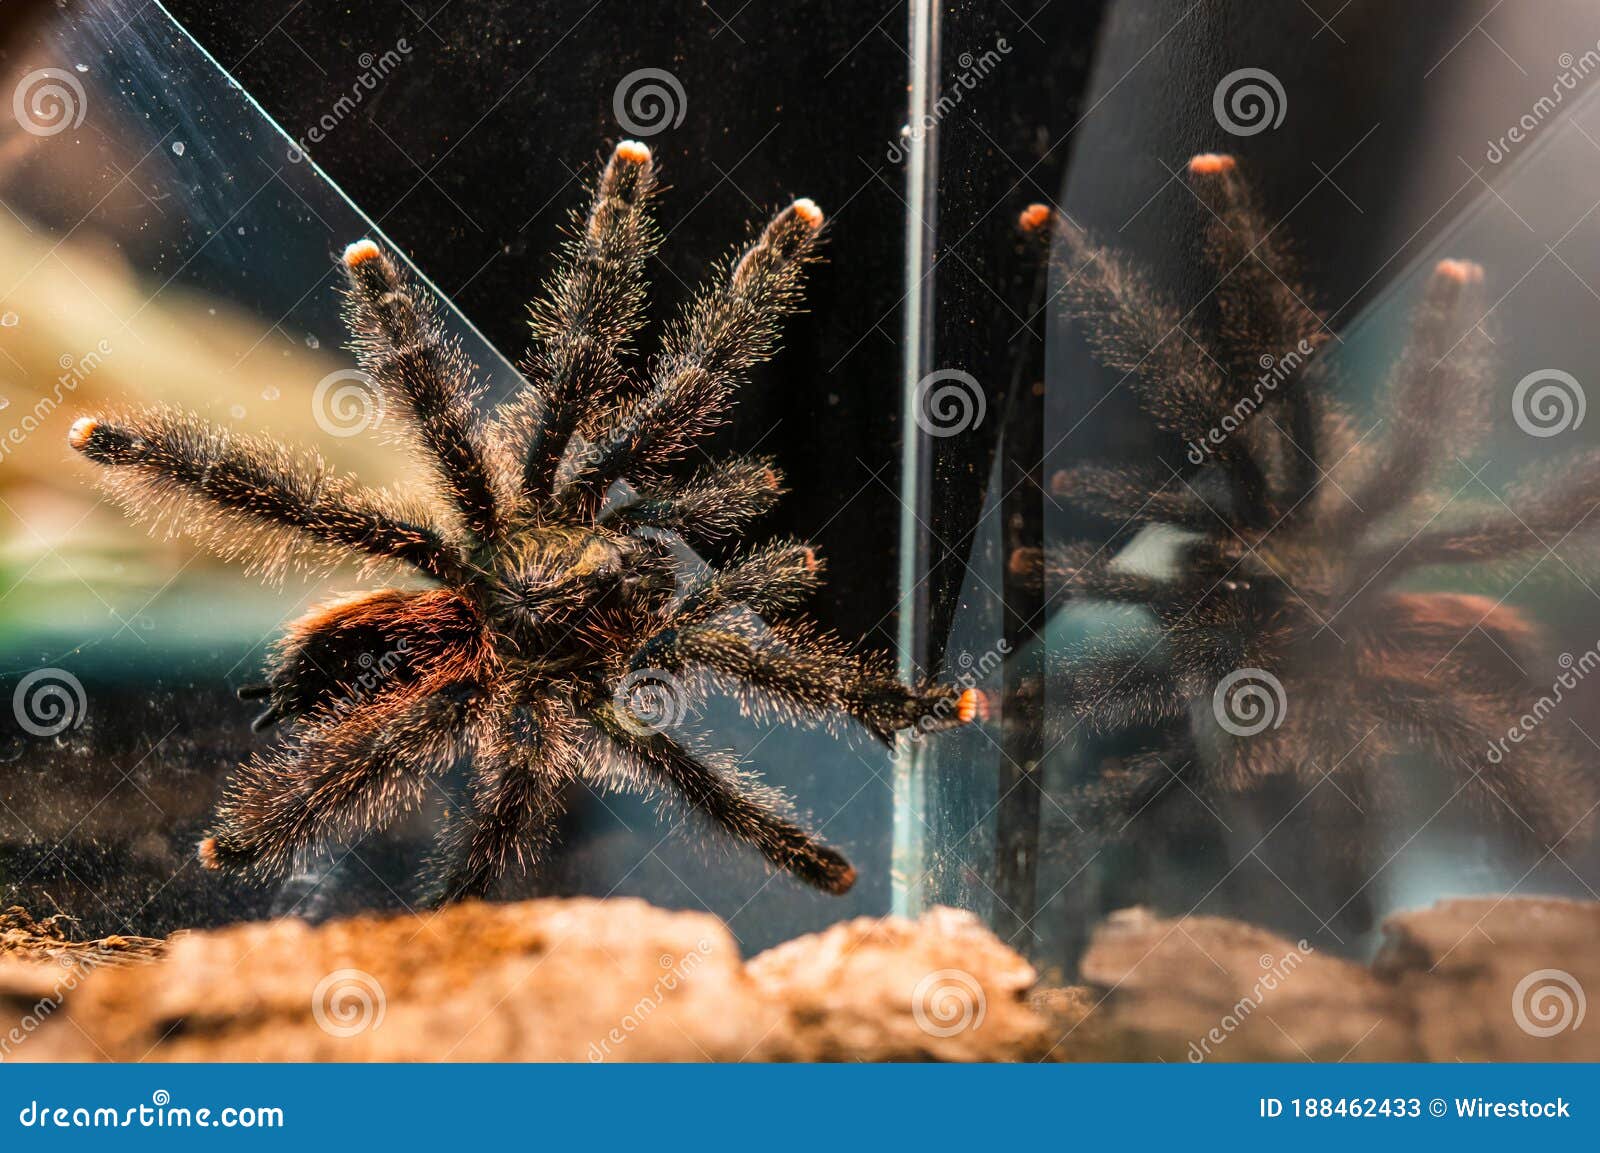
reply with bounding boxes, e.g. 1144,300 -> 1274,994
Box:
421,692 -> 578,905
601,454 -> 784,542
502,140 -> 660,506
1184,154 -> 1327,377
68,408 -> 465,583
1185,153 -> 1330,511
1057,642 -> 1193,734
1354,451 -> 1600,581
1022,204 -> 1269,517
632,619 -> 974,741
672,538 -> 823,624
558,199 -> 824,514
1338,258 -> 1491,533
199,676 -> 486,880
1006,541 -> 1173,605
1049,463 -> 1212,530
1361,670 -> 1579,849
1031,208 -> 1223,439
340,239 -> 503,545
588,699 -> 855,893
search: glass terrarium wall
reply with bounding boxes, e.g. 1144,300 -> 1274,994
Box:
906,0 -> 1600,976
0,0 -> 930,952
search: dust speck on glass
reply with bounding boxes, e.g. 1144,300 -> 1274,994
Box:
2,0 -> 1598,980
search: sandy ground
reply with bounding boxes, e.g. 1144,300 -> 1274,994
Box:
1,896 -> 1595,1061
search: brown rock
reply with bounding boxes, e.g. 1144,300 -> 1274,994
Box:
1071,907 -> 1410,1061
23,898 -> 774,1062
748,906 -> 1050,1061
1376,897 -> 1599,1061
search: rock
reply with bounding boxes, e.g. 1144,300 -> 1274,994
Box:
1069,899 -> 1600,1061
12,898 -> 1047,1061
21,898 -> 771,1062
6,895 -> 1597,1061
747,906 -> 1050,1061
1376,897 -> 1599,1061
1072,906 -> 1411,1061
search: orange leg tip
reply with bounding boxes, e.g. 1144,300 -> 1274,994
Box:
67,416 -> 98,451
1187,153 -> 1236,176
791,198 -> 825,229
614,139 -> 652,165
801,546 -> 819,572
1048,468 -> 1071,496
1434,258 -> 1484,285
831,864 -> 857,894
1018,203 -> 1053,233
760,466 -> 783,491
956,687 -> 990,725
341,238 -> 383,268
1007,546 -> 1041,576
197,837 -> 221,870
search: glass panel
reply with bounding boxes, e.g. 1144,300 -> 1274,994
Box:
909,0 -> 1600,976
0,0 -> 911,951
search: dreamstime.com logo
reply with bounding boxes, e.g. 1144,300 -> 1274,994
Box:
1512,368 -> 1585,437
613,68 -> 686,137
587,941 -> 714,1061
886,35 -> 1012,163
913,369 -> 985,437
12,68 -> 87,137
1212,68 -> 1286,136
0,338 -> 112,462
911,968 -> 986,1038
612,668 -> 688,736
288,40 -> 412,162
12,668 -> 87,737
1512,968 -> 1586,1038
1212,668 -> 1287,737
1188,942 -> 1314,1061
311,968 -> 386,1038
312,369 -> 385,438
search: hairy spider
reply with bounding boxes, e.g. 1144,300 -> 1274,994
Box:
1012,153 -> 1599,868
69,139 -> 974,904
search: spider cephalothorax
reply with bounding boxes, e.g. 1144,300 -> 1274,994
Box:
1014,153 -> 1599,866
70,139 -> 974,904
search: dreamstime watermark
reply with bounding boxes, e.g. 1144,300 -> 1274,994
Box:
914,368 -> 985,436
1212,668 -> 1287,737
1187,941 -> 1314,1061
586,940 -> 714,1061
612,68 -> 686,137
312,368 -> 385,437
287,41 -> 412,162
886,35 -> 1012,163
1212,68 -> 1286,136
1486,45 -> 1600,165
912,968 -> 986,1037
0,947 -> 112,1062
1186,338 -> 1316,464
321,640 -> 411,724
1512,968 -> 1586,1037
0,338 -> 112,462
612,667 -> 688,735
1485,641 -> 1600,765
1512,368 -> 1585,438
311,968 -> 386,1037
12,668 -> 87,738
910,639 -> 1009,741
12,68 -> 87,137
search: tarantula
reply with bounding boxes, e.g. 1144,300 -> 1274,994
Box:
1012,153 -> 1600,857
69,139 -> 975,904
